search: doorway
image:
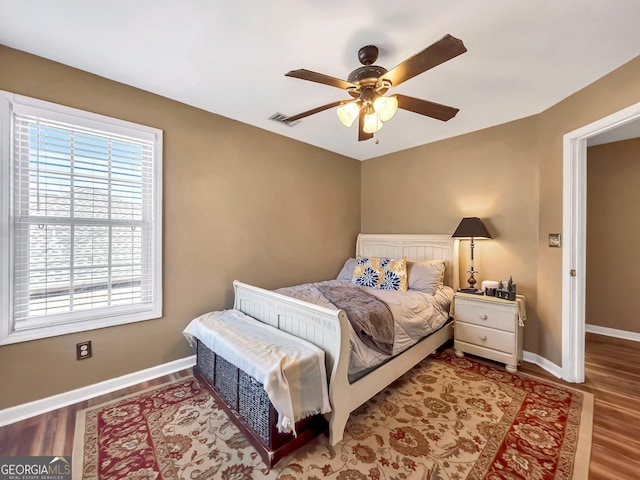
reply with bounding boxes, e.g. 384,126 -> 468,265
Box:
562,101 -> 640,382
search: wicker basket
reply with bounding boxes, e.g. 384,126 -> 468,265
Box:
196,340 -> 298,449
213,355 -> 240,411
196,341 -> 215,385
238,371 -> 272,444
194,339 -> 326,467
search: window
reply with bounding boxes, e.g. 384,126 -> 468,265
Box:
0,91 -> 162,344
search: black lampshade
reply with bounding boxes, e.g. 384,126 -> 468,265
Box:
451,217 -> 492,239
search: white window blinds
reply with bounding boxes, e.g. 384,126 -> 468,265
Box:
1,92 -> 162,344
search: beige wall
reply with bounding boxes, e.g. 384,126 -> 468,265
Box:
361,117 -> 542,352
0,46 -> 361,409
586,138 -> 640,333
362,54 -> 640,367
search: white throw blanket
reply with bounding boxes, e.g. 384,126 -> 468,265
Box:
183,309 -> 331,434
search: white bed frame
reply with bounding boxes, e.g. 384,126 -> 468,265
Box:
233,234 -> 459,445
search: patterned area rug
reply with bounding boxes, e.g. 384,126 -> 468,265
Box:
73,351 -> 593,479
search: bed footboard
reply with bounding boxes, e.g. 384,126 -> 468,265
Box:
233,280 -> 351,439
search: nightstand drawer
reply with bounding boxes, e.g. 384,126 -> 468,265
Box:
455,298 -> 517,332
455,322 -> 515,354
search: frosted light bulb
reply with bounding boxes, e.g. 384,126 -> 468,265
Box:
336,102 -> 360,127
373,95 -> 398,122
363,112 -> 383,133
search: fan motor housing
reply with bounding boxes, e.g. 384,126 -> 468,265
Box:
347,65 -> 388,85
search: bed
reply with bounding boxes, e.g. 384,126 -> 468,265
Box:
232,233 -> 459,445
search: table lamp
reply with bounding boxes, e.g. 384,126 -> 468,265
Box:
451,217 -> 492,291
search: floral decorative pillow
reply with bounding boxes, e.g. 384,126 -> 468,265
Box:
352,256 -> 408,291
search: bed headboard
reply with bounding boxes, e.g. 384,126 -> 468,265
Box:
356,234 -> 460,291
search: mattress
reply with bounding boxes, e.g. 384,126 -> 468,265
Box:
275,279 -> 453,377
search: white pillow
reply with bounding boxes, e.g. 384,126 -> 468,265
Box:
336,258 -> 357,280
407,260 -> 446,295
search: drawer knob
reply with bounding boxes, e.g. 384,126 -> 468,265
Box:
479,335 -> 487,341
479,314 -> 488,320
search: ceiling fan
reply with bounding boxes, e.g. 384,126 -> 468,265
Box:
283,34 -> 467,141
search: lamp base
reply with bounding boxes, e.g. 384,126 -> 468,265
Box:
466,271 -> 478,290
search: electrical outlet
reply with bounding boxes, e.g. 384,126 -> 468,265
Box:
76,341 -> 92,360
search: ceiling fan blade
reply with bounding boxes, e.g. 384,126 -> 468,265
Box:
286,69 -> 356,90
382,34 -> 467,87
395,94 -> 459,121
358,109 -> 374,142
283,100 -> 347,123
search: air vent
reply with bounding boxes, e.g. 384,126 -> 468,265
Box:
269,112 -> 301,127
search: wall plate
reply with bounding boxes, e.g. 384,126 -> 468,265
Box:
549,233 -> 562,248
76,341 -> 92,360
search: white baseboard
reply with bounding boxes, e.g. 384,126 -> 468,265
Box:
523,350 -> 564,379
585,324 -> 640,342
0,354 -> 196,427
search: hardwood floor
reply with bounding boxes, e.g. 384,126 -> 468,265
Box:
0,369 -> 193,457
518,333 -> 640,480
0,333 -> 638,479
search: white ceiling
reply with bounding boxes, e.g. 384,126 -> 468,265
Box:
1,1 -> 639,161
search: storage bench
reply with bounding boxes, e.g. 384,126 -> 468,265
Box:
194,340 -> 326,467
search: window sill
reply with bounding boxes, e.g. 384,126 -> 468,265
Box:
0,309 -> 162,345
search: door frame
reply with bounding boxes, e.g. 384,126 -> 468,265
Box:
562,101 -> 640,382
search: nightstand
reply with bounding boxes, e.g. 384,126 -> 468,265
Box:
453,293 -> 525,373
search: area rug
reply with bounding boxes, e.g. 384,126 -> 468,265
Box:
73,351 -> 593,479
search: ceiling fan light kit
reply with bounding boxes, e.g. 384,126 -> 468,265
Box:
283,34 -> 467,142
337,101 -> 360,127
373,95 -> 398,122
363,112 -> 384,133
